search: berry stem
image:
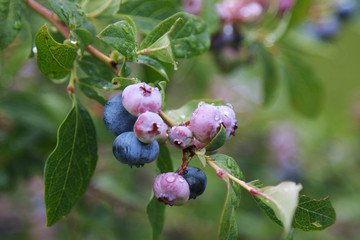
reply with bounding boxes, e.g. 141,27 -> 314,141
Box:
206,156 -> 268,199
158,109 -> 176,128
23,0 -> 119,75
177,150 -> 190,175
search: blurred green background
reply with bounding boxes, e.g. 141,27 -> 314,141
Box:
1,2 -> 360,240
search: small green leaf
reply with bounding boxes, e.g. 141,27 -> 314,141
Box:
77,55 -> 115,81
166,99 -> 223,124
44,96 -> 97,226
209,154 -> 243,205
140,12 -> 210,59
71,28 -> 92,56
78,77 -> 119,90
97,20 -> 137,61
194,148 -> 206,168
111,77 -> 137,89
282,52 -> 323,117
83,0 -> 120,19
79,84 -> 107,106
218,182 -> 239,240
251,181 -> 303,236
119,59 -> 131,77
118,0 -> 181,34
147,145 -> 173,240
0,0 -> 22,50
35,25 -> 77,79
256,43 -> 278,105
206,125 -> 227,152
137,55 -> 169,81
48,0 -> 86,28
293,195 -> 336,231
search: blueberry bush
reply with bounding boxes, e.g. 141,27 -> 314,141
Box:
2,0 -> 360,239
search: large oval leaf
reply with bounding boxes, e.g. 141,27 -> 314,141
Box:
44,96 -> 97,226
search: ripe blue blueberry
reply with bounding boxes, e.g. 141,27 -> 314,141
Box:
336,0 -> 357,21
103,94 -> 137,136
122,82 -> 162,116
153,172 -> 190,206
177,166 -> 207,199
113,132 -> 159,167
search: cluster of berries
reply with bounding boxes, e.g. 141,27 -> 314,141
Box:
304,0 -> 358,41
103,82 -> 238,206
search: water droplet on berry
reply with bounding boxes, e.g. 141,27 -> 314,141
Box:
166,175 -> 176,183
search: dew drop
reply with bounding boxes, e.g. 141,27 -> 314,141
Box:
32,46 -> 37,54
166,175 -> 176,183
70,39 -> 77,44
13,21 -> 21,30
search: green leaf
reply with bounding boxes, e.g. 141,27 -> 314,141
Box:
78,77 -> 119,90
44,96 -> 97,226
35,25 -> 77,79
201,0 -> 220,35
77,55 -> 115,81
293,195 -> 336,231
287,0 -> 312,29
218,182 -> 239,240
251,180 -> 303,236
48,0 -> 86,28
79,84 -> 107,106
282,52 -> 323,117
137,55 -> 169,81
111,77 -> 137,89
0,20 -> 32,86
83,0 -> 120,19
194,148 -> 206,167
71,28 -> 92,56
206,125 -> 227,152
118,0 -> 181,34
97,20 -> 138,61
140,12 -> 210,59
166,99 -> 223,124
0,0 -> 22,50
119,59 -> 131,77
209,154 -> 244,205
256,43 -> 278,105
147,145 -> 173,240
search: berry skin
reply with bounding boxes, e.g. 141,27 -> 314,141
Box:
122,82 -> 162,116
190,102 -> 222,143
336,0 -> 357,21
218,105 -> 238,140
103,94 -> 137,136
153,172 -> 190,206
168,125 -> 194,149
177,166 -> 207,199
134,111 -> 167,143
113,132 -> 159,167
156,122 -> 169,144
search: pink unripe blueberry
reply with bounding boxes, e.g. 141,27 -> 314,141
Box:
183,0 -> 203,15
168,125 -> 194,149
193,138 -> 208,149
190,102 -> 222,143
153,172 -> 190,206
134,111 -> 167,143
156,122 -> 169,144
218,105 -> 238,140
122,82 -> 162,116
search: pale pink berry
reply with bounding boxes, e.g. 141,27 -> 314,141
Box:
153,172 -> 190,206
193,138 -> 208,149
122,82 -> 162,116
134,111 -> 166,143
168,126 -> 194,149
218,105 -> 238,140
156,122 -> 169,144
190,102 -> 222,143
183,0 -> 203,15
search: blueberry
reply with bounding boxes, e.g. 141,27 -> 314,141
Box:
168,125 -> 194,149
314,16 -> 340,41
177,166 -> 207,199
103,94 -> 137,136
134,111 -> 167,143
153,172 -> 190,206
113,132 -> 159,167
336,0 -> 357,21
122,82 -> 162,116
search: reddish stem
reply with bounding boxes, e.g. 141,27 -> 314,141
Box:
177,150 -> 189,175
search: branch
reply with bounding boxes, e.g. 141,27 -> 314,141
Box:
23,0 -> 119,75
